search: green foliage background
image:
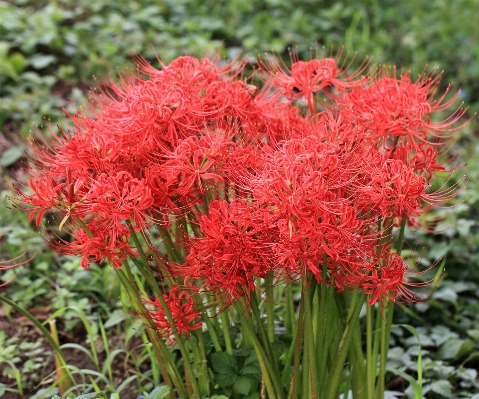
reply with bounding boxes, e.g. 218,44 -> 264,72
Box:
1,0 -> 479,398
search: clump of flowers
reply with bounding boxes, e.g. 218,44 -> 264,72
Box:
9,49 -> 467,399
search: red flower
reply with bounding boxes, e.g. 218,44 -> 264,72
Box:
181,199 -> 275,306
80,171 -> 154,232
259,49 -> 368,112
143,286 -> 202,344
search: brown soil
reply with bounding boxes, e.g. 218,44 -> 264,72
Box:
0,306 -> 145,399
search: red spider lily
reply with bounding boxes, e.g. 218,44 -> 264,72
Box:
357,158 -> 429,221
258,47 -> 369,112
142,286 -> 202,345
8,50 -> 465,310
181,199 -> 276,307
81,171 -> 154,232
337,70 -> 466,153
360,249 -> 436,307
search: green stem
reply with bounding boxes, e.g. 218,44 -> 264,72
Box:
325,292 -> 367,399
289,291 -> 305,399
202,311 -> 223,352
396,217 -> 407,256
126,227 -> 203,398
220,310 -> 234,355
349,317 -> 366,399
377,218 -> 407,398
250,294 -> 282,385
285,282 -> 295,336
303,277 -> 318,399
115,268 -> 187,398
366,304 -> 375,399
192,328 -> 209,397
281,326 -> 297,388
371,304 -> 382,388
265,271 -> 276,343
235,302 -> 283,399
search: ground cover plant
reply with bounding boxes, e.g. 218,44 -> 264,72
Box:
1,1 -> 479,398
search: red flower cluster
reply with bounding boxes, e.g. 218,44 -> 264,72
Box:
143,286 -> 202,344
11,50 -> 465,311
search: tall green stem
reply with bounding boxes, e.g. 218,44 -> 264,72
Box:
234,302 -> 284,399
250,294 -> 282,385
325,292 -> 366,399
366,303 -> 375,399
376,217 -> 407,398
114,268 -> 187,398
303,277 -> 318,399
265,271 -> 276,343
220,310 -> 233,355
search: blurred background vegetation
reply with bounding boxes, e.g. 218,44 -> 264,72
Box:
1,0 -> 479,398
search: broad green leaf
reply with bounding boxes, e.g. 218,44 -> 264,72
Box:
148,385 -> 171,399
429,380 -> 452,398
59,393 -> 105,399
432,287 -> 457,304
243,351 -> 257,366
29,54 -> 56,69
456,367 -> 477,382
0,59 -> 19,80
431,326 -> 458,347
1,146 -> 23,167
234,376 -> 252,395
467,329 -> 479,341
9,52 -> 26,73
104,309 -> 125,328
242,364 -> 261,376
437,338 -> 473,360
210,351 -> 237,374
215,372 -> 237,387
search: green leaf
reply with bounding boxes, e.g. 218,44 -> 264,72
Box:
234,376 -> 252,395
210,351 -> 237,374
242,364 -> 261,375
429,380 -> 452,398
0,384 -> 5,396
208,396 -> 229,399
437,338 -> 473,360
104,309 -> 125,328
1,146 -> 23,167
241,351 -> 261,379
215,372 -> 237,387
9,52 -> 26,73
456,367 -> 477,382
148,385 -> 171,399
432,287 -> 457,304
467,329 -> 479,341
72,392 -> 105,399
29,54 -> 56,69
387,368 -> 421,398
243,351 -> 257,366
0,59 -> 19,80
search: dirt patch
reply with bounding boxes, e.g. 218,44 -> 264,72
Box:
0,306 -> 146,399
